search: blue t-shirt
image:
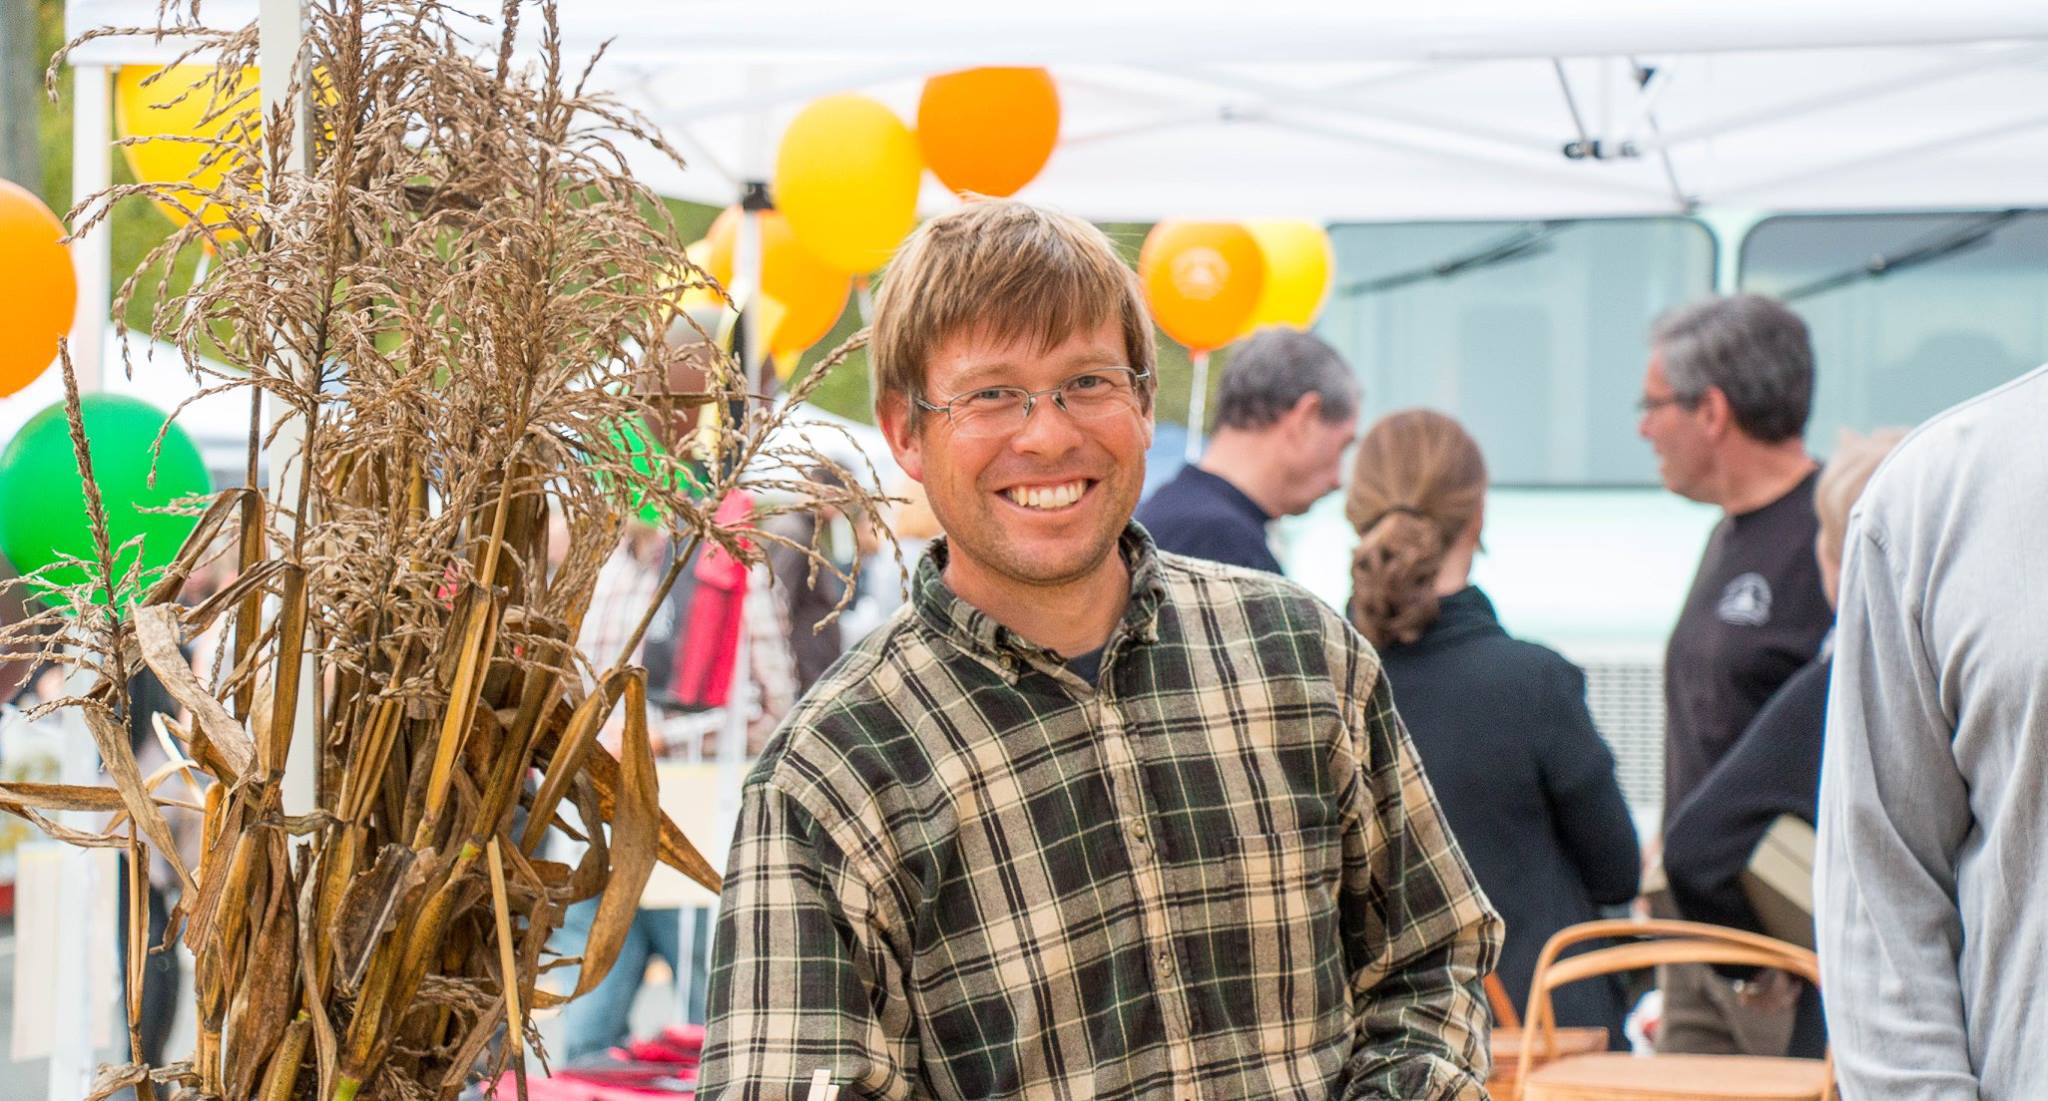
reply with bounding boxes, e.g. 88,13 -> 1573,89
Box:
1134,465 -> 1282,574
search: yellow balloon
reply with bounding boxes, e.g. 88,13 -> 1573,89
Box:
703,207 -> 851,360
1245,220 -> 1334,330
674,240 -> 732,315
773,94 -> 923,275
115,65 -> 260,237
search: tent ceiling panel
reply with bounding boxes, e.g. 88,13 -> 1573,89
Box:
63,0 -> 2048,221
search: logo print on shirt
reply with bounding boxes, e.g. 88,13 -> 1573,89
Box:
1717,572 -> 1773,627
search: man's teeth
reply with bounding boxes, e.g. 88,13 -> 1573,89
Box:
1005,481 -> 1086,510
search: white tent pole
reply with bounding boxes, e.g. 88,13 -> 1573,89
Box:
45,60 -> 115,1101
737,200 -> 765,393
1608,61 -> 1677,151
734,66 -> 772,395
260,0 -> 317,817
69,69 -> 111,393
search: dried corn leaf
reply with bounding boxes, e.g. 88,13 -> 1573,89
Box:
333,843 -> 426,995
0,780 -> 130,814
224,840 -> 299,1101
134,604 -> 255,780
83,1061 -> 150,1101
572,674 -> 659,998
81,707 -> 195,897
588,743 -> 723,893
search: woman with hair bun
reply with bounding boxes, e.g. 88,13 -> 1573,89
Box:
1350,409 -> 1641,1042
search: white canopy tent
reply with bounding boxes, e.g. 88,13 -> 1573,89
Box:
560,1 -> 2048,222
64,0 -> 2048,228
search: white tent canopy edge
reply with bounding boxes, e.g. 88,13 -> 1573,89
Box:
66,0 -> 2048,222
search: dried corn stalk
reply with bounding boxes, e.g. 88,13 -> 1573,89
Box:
5,1 -> 885,1098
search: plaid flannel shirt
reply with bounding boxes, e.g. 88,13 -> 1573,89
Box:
700,525 -> 1501,1101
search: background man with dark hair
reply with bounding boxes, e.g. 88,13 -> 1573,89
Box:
1138,327 -> 1360,573
1638,292 -> 1833,1056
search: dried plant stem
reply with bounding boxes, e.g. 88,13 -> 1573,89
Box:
487,837 -> 529,1101
10,2 -> 891,1096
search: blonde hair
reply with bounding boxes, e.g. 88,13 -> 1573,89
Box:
871,199 -> 1156,427
1345,410 -> 1488,648
1815,427 -> 1908,564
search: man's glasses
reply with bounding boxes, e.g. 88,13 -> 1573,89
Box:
1636,393 -> 1698,415
917,368 -> 1150,438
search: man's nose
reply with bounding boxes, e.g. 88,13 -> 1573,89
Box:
1009,394 -> 1084,455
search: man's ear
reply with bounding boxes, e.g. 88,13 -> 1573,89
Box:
1285,392 -> 1323,434
1697,385 -> 1735,440
877,391 -> 926,483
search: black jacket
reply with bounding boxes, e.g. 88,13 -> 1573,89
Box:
1135,465 -> 1283,574
1377,586 -> 1642,1040
1663,652 -> 1831,1059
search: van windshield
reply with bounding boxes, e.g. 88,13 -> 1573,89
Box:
1322,218 -> 1716,486
1740,210 -> 2048,444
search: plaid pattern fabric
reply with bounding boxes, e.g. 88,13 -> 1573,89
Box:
700,525 -> 1501,1101
579,542 -> 663,676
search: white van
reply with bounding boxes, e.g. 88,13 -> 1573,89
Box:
1256,210 -> 2048,826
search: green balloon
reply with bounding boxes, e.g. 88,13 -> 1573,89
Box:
0,395 -> 212,603
591,416 -> 705,524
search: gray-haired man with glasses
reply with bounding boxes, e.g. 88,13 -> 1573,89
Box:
1638,293 -> 1831,1059
698,198 -> 1502,1100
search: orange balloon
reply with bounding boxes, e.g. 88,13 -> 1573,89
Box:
918,68 -> 1061,198
1138,221 -> 1265,354
704,206 -> 851,359
0,179 -> 78,397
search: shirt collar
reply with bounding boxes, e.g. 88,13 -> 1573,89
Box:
911,523 -> 1167,680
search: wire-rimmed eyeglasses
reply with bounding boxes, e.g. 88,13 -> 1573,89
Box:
1635,392 -> 1699,415
917,368 -> 1150,438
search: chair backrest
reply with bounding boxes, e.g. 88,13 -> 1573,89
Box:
1514,919 -> 1830,1098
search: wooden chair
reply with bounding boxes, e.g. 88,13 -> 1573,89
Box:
1512,919 -> 1834,1101
1484,973 -> 1607,1097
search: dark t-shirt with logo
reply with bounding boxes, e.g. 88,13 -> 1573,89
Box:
1662,468 -> 1832,826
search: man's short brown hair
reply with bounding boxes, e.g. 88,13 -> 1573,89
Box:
871,200 -> 1156,427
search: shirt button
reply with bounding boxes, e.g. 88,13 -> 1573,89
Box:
1156,948 -> 1174,973
1129,821 -> 1148,842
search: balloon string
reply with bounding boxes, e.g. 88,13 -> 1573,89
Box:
1184,350 -> 1210,465
853,274 -> 874,326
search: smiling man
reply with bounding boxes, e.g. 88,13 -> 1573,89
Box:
697,200 -> 1501,1101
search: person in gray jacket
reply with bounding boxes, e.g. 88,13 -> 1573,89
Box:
1814,364 -> 2048,1101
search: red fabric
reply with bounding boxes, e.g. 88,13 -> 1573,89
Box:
670,491 -> 753,708
499,1027 -> 704,1099
498,1075 -> 691,1100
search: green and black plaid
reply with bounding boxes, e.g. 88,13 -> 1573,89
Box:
699,525 -> 1501,1100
